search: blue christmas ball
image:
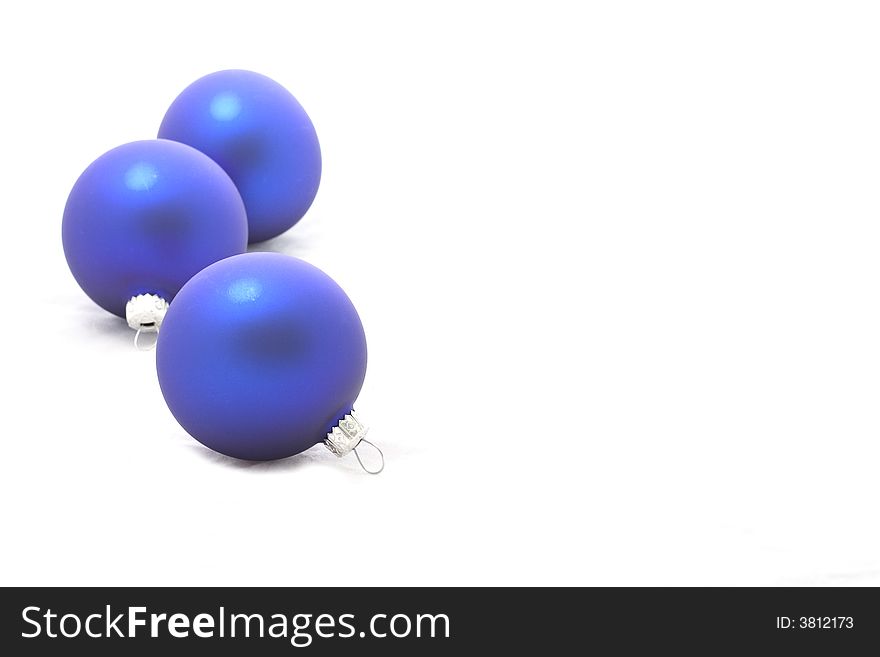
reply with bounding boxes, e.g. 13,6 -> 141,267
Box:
158,70 -> 322,243
156,253 -> 367,461
62,139 -> 248,318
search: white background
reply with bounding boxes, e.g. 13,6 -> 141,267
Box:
1,1 -> 879,586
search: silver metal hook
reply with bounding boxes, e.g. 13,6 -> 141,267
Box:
353,438 -> 385,475
324,412 -> 384,475
127,294 -> 167,351
134,328 -> 158,351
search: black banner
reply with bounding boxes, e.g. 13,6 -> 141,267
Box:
1,587 -> 877,653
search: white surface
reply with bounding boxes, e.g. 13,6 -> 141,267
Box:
1,1 -> 879,586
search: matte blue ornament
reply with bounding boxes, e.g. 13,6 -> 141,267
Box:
62,139 -> 248,333
158,70 -> 322,243
156,253 -> 379,470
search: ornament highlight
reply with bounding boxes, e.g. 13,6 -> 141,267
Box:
158,69 -> 322,243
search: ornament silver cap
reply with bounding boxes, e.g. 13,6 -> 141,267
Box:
126,293 -> 169,350
324,411 -> 384,474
